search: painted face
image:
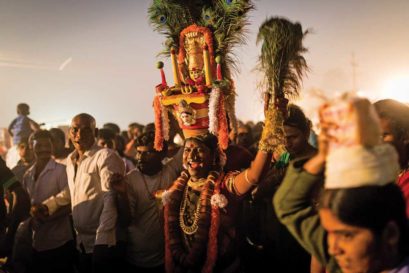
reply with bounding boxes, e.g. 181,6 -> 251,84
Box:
135,145 -> 162,175
69,116 -> 95,153
33,138 -> 53,162
189,68 -> 204,81
180,112 -> 195,126
183,139 -> 213,180
319,209 -> 382,273
284,125 -> 309,157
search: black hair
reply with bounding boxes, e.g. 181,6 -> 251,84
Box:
143,123 -> 155,134
29,130 -> 52,143
98,128 -> 115,141
135,131 -> 168,154
49,128 -> 66,143
17,103 -> 29,115
284,104 -> 311,134
17,138 -> 30,148
374,99 -> 409,140
103,123 -> 121,135
320,183 -> 409,255
128,122 -> 144,131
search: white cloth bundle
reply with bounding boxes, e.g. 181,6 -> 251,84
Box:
325,143 -> 400,189
321,95 -> 400,189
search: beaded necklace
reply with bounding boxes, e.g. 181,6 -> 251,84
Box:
164,170 -> 223,273
179,181 -> 203,235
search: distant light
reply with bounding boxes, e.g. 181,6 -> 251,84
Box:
59,57 -> 72,71
381,75 -> 409,103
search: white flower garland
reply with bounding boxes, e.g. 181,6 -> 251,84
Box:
210,193 -> 228,209
161,189 -> 173,206
208,87 -> 221,135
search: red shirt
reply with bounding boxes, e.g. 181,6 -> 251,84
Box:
397,169 -> 409,217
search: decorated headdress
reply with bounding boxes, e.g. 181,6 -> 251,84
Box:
256,17 -> 309,154
149,0 -> 254,152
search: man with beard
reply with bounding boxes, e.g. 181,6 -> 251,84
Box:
112,131 -> 182,273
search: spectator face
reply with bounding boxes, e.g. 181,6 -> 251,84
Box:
284,125 -> 309,157
128,127 -> 141,140
135,145 -> 162,175
97,138 -> 115,150
379,117 -> 407,168
18,143 -> 34,163
319,208 -> 383,273
51,136 -> 65,155
236,126 -> 252,148
183,139 -> 213,180
379,118 -> 401,147
33,138 -> 53,162
69,116 -> 96,153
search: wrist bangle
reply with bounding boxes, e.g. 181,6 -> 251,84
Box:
244,169 -> 257,186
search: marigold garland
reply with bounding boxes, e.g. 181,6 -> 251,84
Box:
202,174 -> 223,273
164,171 -> 223,273
154,95 -> 164,151
217,92 -> 229,150
162,104 -> 170,141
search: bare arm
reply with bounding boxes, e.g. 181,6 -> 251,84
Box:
28,118 -> 40,131
233,151 -> 272,195
8,119 -> 17,136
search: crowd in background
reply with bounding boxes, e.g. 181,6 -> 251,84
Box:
1,98 -> 409,273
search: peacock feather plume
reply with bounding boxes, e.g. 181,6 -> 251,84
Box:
257,17 -> 309,107
256,17 -> 309,154
148,0 -> 253,80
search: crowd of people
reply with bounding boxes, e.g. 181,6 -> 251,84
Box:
0,97 -> 409,273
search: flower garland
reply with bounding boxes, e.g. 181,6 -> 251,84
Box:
217,92 -> 229,150
164,170 -> 224,273
153,95 -> 164,151
208,87 -> 221,135
162,103 -> 170,141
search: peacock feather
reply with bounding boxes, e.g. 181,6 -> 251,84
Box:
148,0 -> 253,80
257,17 -> 309,106
256,17 -> 309,154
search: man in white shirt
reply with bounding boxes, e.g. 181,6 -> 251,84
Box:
31,113 -> 125,273
23,130 -> 75,273
112,131 -> 182,273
